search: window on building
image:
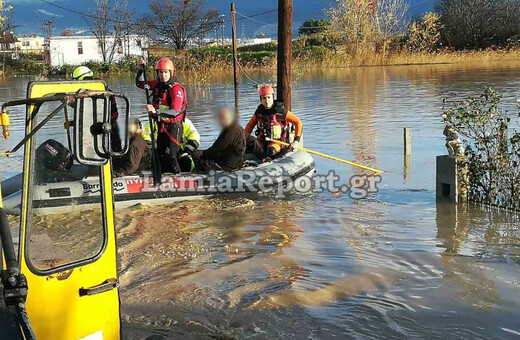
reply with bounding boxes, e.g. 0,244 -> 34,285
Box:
77,41 -> 83,55
117,40 -> 123,54
23,41 -> 30,47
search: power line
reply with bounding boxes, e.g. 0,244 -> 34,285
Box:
409,0 -> 433,7
236,11 -> 271,26
39,0 -> 277,30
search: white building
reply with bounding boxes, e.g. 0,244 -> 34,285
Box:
15,36 -> 45,54
243,38 -> 273,46
49,35 -> 147,67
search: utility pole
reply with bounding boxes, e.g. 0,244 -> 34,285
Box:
41,19 -> 54,65
231,3 -> 239,115
220,15 -> 225,46
277,0 -> 293,110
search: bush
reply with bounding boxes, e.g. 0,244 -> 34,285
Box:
404,13 -> 442,53
238,42 -> 277,52
442,87 -> 520,208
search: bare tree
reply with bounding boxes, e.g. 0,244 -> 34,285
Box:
327,0 -> 376,55
372,0 -> 410,56
0,0 -> 14,75
144,0 -> 220,50
435,0 -> 520,49
88,0 -> 134,64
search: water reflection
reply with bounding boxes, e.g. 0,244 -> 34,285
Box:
0,64 -> 520,338
436,202 -> 519,311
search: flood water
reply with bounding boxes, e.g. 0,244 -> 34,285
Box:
1,63 -> 520,339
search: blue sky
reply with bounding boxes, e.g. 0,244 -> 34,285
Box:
10,0 -> 436,36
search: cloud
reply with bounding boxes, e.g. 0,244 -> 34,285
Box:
9,0 -> 60,3
36,9 -> 63,17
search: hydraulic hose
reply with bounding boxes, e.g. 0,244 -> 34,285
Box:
0,207 -> 18,276
15,302 -> 37,340
0,207 -> 36,340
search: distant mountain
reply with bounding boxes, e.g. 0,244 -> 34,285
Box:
12,0 -> 435,36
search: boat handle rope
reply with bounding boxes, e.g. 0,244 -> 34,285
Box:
265,138 -> 384,175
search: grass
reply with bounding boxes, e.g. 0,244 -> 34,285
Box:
3,46 -> 520,80
150,46 -> 520,71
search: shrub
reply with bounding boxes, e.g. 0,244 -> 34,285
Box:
442,87 -> 520,209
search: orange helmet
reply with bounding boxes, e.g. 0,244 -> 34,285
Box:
155,58 -> 175,78
258,85 -> 274,97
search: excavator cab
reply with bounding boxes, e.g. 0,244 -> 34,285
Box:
0,81 -> 129,340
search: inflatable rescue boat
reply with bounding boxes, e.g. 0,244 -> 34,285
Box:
2,150 -> 315,215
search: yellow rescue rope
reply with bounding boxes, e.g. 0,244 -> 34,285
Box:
267,138 -> 384,175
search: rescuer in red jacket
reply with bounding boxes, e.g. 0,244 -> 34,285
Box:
136,57 -> 199,173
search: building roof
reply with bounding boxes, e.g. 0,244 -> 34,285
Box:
49,35 -> 142,40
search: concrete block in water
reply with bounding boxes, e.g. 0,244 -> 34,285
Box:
436,155 -> 458,203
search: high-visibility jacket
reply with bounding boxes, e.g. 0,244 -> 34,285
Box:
145,118 -> 200,153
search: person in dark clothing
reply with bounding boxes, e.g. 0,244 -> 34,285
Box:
113,118 -> 151,177
193,108 -> 246,172
245,132 -> 266,159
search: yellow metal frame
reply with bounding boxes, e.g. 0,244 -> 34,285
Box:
18,81 -> 120,340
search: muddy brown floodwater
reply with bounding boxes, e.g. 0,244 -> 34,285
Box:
1,62 -> 520,339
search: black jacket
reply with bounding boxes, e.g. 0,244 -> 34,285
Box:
113,135 -> 151,177
203,122 -> 246,171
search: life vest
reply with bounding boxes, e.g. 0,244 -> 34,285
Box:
254,104 -> 289,141
149,82 -> 187,124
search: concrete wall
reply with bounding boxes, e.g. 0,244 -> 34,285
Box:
436,155 -> 458,203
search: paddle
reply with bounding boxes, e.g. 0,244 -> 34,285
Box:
141,61 -> 162,186
265,138 -> 384,175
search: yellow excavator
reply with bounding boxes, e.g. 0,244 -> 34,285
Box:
0,80 -> 131,340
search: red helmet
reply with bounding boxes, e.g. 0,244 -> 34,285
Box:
155,58 -> 175,78
258,85 -> 274,97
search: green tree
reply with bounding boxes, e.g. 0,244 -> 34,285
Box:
298,19 -> 331,36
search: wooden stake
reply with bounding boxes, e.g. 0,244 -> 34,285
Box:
404,127 -> 411,155
231,3 -> 239,115
277,0 -> 293,110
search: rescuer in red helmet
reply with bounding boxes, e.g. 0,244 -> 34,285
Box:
136,57 -> 200,173
245,84 -> 303,159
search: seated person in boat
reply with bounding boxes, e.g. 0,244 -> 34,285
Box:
136,57 -> 200,173
113,118 -> 151,177
193,108 -> 246,172
245,84 -> 303,160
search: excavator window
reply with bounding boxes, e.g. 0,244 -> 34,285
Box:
25,101 -> 106,272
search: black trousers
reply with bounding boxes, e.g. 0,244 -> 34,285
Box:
245,133 -> 266,159
193,154 -> 222,172
110,118 -> 122,152
157,122 -> 183,173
